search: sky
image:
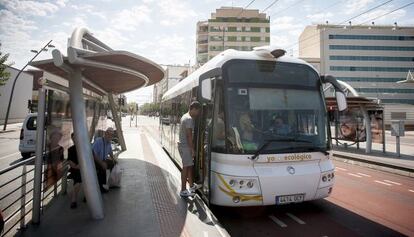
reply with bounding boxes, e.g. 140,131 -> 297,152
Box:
1,0 -> 413,104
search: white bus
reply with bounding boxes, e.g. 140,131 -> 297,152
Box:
161,46 -> 347,206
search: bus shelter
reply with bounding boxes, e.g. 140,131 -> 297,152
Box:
326,97 -> 385,154
29,28 -> 165,221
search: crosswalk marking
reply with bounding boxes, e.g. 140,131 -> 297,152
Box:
357,172 -> 371,177
335,167 -> 347,171
383,180 -> 402,185
269,215 -> 287,228
408,189 -> 414,193
348,173 -> 362,178
286,213 -> 306,224
375,180 -> 392,186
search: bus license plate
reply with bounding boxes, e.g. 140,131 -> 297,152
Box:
276,194 -> 305,205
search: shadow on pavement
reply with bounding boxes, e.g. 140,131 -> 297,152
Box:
17,158 -> 192,237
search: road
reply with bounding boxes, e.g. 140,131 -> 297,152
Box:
139,116 -> 414,237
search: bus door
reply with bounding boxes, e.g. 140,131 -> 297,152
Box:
195,78 -> 216,203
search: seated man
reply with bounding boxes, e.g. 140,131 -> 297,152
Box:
92,127 -> 116,193
269,116 -> 291,135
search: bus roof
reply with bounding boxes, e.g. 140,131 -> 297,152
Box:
162,47 -> 317,101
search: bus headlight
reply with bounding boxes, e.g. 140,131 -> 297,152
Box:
218,174 -> 261,195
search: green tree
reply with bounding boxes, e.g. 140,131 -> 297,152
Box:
0,43 -> 12,91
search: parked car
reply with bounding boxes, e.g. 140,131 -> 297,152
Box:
19,113 -> 38,159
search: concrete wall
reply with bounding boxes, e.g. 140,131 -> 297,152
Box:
0,66 -> 33,124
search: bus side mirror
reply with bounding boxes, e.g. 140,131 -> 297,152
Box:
201,78 -> 212,101
335,91 -> 347,112
321,75 -> 348,112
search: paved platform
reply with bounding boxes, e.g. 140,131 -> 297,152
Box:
333,146 -> 414,177
19,120 -> 228,237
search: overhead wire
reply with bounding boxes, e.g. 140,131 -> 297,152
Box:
290,1 -> 414,54
262,0 -> 280,13
236,0 -> 256,17
284,0 -> 395,51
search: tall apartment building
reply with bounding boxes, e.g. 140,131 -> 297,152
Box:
299,24 -> 414,125
300,24 -> 414,104
196,7 -> 270,65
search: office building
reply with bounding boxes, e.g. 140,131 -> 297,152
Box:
196,7 -> 270,65
153,65 -> 193,103
299,24 -> 414,126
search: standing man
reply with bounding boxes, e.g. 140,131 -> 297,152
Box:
178,101 -> 202,197
92,127 -> 115,193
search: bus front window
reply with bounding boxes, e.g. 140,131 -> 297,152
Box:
226,87 -> 327,154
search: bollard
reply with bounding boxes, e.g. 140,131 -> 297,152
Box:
396,136 -> 400,157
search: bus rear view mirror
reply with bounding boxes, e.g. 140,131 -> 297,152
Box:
201,78 -> 212,101
321,75 -> 348,112
335,91 -> 347,112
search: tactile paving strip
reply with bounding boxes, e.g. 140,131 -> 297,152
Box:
141,133 -> 190,237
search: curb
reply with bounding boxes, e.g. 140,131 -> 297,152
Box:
333,153 -> 414,178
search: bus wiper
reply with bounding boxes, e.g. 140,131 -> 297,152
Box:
249,139 -> 279,161
248,138 -> 313,161
295,147 -> 329,155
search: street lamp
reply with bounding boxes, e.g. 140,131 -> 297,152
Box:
2,40 -> 54,131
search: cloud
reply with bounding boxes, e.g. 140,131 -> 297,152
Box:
1,0 -> 60,16
306,12 -> 333,23
157,0 -> 197,26
69,4 -> 106,19
344,0 -> 374,15
111,5 -> 152,31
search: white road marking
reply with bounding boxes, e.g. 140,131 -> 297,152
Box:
335,167 -> 347,171
347,173 -> 362,178
357,173 -> 371,177
203,231 -> 209,237
269,215 -> 287,228
0,152 -> 20,160
408,189 -> 414,193
383,180 -> 402,186
375,180 -> 392,186
286,213 -> 306,224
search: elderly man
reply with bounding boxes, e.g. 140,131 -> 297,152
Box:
92,127 -> 116,193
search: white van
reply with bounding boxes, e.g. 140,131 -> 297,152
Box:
19,113 -> 38,159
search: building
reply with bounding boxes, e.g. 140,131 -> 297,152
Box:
153,65 -> 193,103
0,66 -> 33,124
196,7 -> 270,65
299,24 -> 414,127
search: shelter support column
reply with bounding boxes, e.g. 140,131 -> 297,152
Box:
361,105 -> 372,154
108,93 -> 126,151
32,87 -> 46,224
69,69 -> 104,219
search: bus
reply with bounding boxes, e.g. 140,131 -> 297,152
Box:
160,46 -> 347,206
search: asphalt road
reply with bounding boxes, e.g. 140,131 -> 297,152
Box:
140,116 -> 414,237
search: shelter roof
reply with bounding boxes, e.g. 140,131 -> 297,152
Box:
30,51 -> 165,94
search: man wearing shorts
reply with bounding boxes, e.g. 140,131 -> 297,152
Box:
178,101 -> 202,197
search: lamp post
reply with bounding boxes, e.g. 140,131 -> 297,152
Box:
3,40 -> 54,131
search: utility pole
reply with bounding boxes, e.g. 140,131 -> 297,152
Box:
3,40 -> 54,131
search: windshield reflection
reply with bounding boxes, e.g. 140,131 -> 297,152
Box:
225,87 -> 327,154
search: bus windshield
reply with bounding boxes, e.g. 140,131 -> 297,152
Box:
223,60 -> 327,154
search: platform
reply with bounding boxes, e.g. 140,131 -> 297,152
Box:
19,117 -> 228,237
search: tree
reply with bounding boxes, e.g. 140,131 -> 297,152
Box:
0,43 -> 11,92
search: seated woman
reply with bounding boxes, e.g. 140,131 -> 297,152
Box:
239,113 -> 258,151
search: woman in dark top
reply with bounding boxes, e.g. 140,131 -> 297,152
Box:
68,133 -> 82,209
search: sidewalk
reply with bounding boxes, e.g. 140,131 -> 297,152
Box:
332,145 -> 414,177
20,121 -> 228,237
0,122 -> 22,133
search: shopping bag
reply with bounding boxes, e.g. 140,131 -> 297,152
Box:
108,164 -> 122,188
